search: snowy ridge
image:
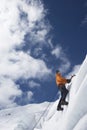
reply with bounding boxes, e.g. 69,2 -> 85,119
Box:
35,55 -> 87,130
0,56 -> 87,130
0,102 -> 52,130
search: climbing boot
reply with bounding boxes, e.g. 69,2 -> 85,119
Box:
57,106 -> 63,111
61,101 -> 68,105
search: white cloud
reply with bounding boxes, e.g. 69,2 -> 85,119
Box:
35,29 -> 48,42
23,0 -> 45,23
67,64 -> 81,78
0,0 -> 51,108
51,46 -> 62,58
71,65 -> 81,75
33,47 -> 42,57
29,80 -> 40,88
0,51 -> 51,80
0,0 -> 50,51
51,45 -> 71,73
19,0 -> 51,44
0,78 -> 22,109
27,91 -> 34,102
59,56 -> 71,73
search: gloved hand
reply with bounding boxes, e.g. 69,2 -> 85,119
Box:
67,79 -> 71,83
67,75 -> 76,83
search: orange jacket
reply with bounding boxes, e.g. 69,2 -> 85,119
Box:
56,73 -> 67,86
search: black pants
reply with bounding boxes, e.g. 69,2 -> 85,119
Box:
58,85 -> 69,108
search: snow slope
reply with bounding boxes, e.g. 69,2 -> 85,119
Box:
0,55 -> 87,130
0,102 -> 52,130
35,55 -> 87,130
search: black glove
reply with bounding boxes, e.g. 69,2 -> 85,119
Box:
67,75 -> 75,83
67,79 -> 71,83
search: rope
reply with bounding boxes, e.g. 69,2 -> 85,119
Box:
32,102 -> 52,130
31,92 -> 58,130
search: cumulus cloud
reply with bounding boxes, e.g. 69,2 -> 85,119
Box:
51,46 -> 62,58
33,47 -> 43,57
0,0 -> 51,108
66,64 -> 81,78
27,91 -> 34,102
29,80 -> 40,88
0,78 -> 22,109
0,51 -> 51,80
51,45 -> 71,73
20,0 -> 51,44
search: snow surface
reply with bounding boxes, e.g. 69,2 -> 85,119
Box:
0,102 -> 52,130
0,55 -> 87,130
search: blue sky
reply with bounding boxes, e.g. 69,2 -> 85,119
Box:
0,0 -> 87,109
44,0 -> 87,64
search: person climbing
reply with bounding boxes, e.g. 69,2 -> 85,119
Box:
56,70 -> 75,111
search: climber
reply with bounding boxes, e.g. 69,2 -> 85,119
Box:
56,70 -> 75,111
